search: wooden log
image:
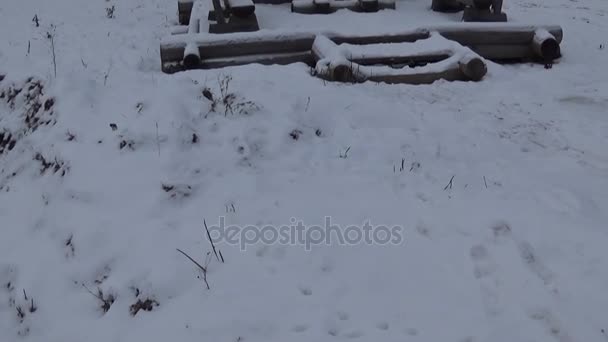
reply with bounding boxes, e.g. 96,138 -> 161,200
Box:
313,0 -> 332,13
225,0 -> 256,18
201,51 -> 313,69
184,43 -> 202,68
462,7 -> 507,22
458,54 -> 486,81
531,29 -> 561,60
435,25 -> 562,45
467,44 -> 535,60
359,0 -> 379,12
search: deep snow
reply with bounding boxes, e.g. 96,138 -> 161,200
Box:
1,0 -> 608,342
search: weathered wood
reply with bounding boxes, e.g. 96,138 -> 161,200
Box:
291,0 -> 395,14
210,0 -> 226,24
359,0 -> 380,12
178,0 -> 194,25
202,51 -> 313,68
431,0 -> 465,12
209,14 -> 259,34
462,7 -> 507,22
224,0 -> 256,18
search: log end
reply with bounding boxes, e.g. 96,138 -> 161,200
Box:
537,38 -> 561,61
459,56 -> 487,81
183,54 -> 201,69
333,64 -> 356,82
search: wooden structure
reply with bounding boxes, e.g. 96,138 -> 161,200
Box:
162,24 -> 562,73
432,0 -> 507,22
179,0 -> 259,33
311,33 -> 487,84
164,0 -> 563,85
291,0 -> 396,14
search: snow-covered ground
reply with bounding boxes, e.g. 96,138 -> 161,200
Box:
1,0 -> 608,341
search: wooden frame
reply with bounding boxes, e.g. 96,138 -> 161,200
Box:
311,34 -> 487,84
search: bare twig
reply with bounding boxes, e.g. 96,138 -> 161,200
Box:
46,26 -> 57,78
483,176 -> 488,188
176,248 -> 210,289
204,220 -> 220,262
444,175 -> 455,191
104,60 -> 113,86
340,146 -> 351,159
155,122 -> 161,157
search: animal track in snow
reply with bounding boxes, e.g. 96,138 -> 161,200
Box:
469,244 -> 503,317
376,322 -> 389,331
298,286 -> 312,296
291,324 -> 309,333
528,308 -> 573,342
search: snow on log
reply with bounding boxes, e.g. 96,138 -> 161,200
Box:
458,54 -> 486,81
171,25 -> 189,35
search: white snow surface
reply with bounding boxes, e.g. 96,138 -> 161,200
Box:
1,0 -> 608,342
